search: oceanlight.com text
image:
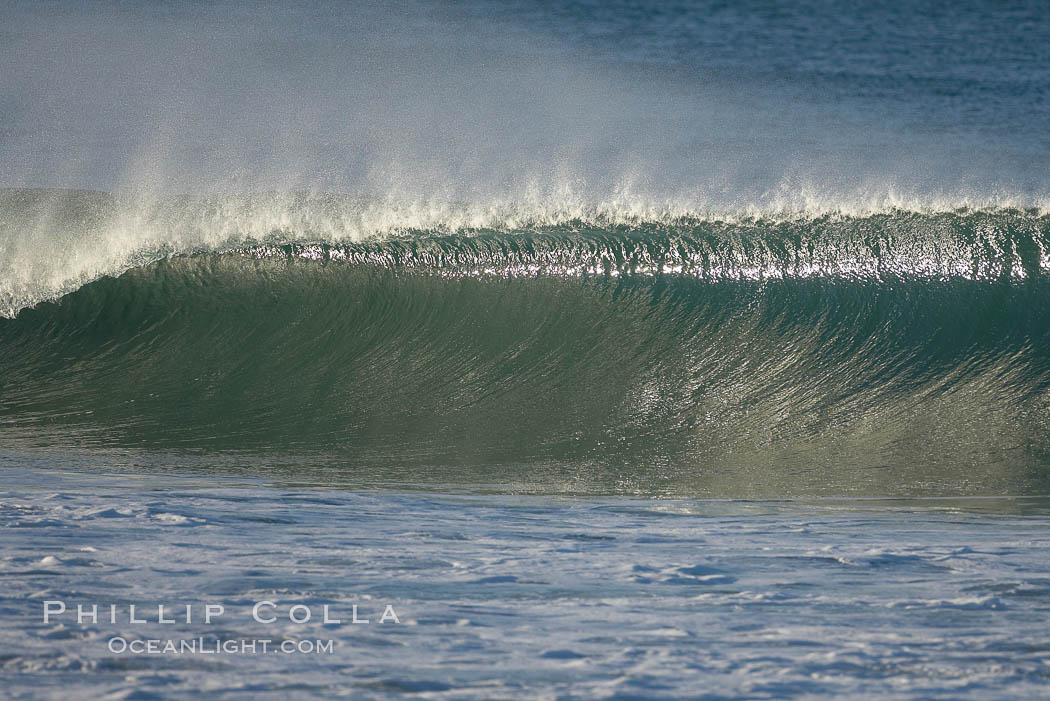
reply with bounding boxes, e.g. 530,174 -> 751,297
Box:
108,637 -> 336,655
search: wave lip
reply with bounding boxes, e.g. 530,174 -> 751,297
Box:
1,188 -> 1048,318
239,210 -> 1050,283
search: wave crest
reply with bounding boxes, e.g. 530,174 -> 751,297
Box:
2,189 -> 1049,318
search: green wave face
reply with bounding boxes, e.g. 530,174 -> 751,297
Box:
2,198 -> 1050,497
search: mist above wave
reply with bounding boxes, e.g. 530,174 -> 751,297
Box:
1,0 -> 1046,202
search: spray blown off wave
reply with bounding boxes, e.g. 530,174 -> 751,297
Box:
3,189 -> 1049,318
1,190 -> 1049,496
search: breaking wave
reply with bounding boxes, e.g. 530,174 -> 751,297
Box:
2,189 -> 1049,496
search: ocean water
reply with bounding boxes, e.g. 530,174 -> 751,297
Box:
2,0 -> 1050,698
6,468 -> 1050,699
